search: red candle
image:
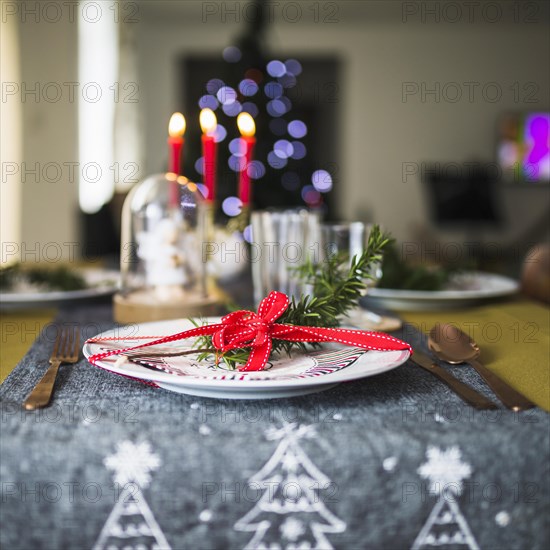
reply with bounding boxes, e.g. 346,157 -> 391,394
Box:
200,108 -> 218,203
167,112 -> 186,207
237,112 -> 256,206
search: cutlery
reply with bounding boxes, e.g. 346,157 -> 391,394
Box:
429,323 -> 536,411
411,349 -> 498,410
24,327 -> 80,410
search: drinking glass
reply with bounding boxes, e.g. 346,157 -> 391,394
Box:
321,222 -> 401,331
250,208 -> 322,306
321,222 -> 382,290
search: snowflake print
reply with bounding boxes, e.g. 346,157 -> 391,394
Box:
280,517 -> 306,542
417,446 -> 472,496
104,440 -> 161,488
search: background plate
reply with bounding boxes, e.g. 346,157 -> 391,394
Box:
0,268 -> 119,308
367,271 -> 519,311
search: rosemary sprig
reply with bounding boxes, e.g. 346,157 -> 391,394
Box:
193,224 -> 392,370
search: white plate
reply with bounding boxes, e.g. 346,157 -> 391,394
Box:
83,318 -> 411,399
0,268 -> 119,308
367,271 -> 519,311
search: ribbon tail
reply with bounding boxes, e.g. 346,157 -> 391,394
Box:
88,324 -> 222,365
238,339 -> 273,372
271,324 -> 412,352
315,327 -> 411,352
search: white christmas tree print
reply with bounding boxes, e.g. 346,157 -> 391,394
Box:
411,446 -> 479,550
94,440 -> 171,550
234,422 -> 346,550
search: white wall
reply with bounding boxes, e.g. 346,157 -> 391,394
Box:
0,13 -> 22,260
15,15 -> 79,262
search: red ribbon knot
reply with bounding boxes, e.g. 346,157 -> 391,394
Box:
88,291 -> 411,372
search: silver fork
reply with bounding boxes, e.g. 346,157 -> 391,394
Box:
24,327 -> 80,410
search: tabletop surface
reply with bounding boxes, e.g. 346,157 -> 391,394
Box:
1,300 -> 549,550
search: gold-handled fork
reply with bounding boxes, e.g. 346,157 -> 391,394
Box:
24,327 -> 80,411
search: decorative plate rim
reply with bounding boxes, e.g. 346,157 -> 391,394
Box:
83,318 -> 410,390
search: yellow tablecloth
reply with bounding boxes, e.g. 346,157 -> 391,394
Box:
401,300 -> 550,411
1,300 -> 549,410
0,309 -> 56,382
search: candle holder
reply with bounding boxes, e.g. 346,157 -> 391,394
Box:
113,173 -> 224,323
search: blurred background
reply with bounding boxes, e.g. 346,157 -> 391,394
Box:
1,0 -> 549,274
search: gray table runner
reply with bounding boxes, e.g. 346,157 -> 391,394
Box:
1,304 -> 549,550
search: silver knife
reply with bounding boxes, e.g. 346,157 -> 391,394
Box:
411,349 -> 499,410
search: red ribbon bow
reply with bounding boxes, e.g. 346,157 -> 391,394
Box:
88,291 -> 411,372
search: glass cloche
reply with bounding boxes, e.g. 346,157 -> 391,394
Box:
114,172 -> 220,323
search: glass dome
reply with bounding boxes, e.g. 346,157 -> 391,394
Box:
114,173 -> 218,322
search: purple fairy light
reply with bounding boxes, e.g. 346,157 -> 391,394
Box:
290,141 -> 307,159
312,170 -> 333,192
222,196 -> 243,216
206,79 -> 224,95
288,120 -> 307,139
199,95 -> 219,110
223,46 -> 242,63
267,60 -> 286,78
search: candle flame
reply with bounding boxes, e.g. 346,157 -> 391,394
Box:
200,108 -> 217,135
168,112 -> 186,137
237,112 -> 256,137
